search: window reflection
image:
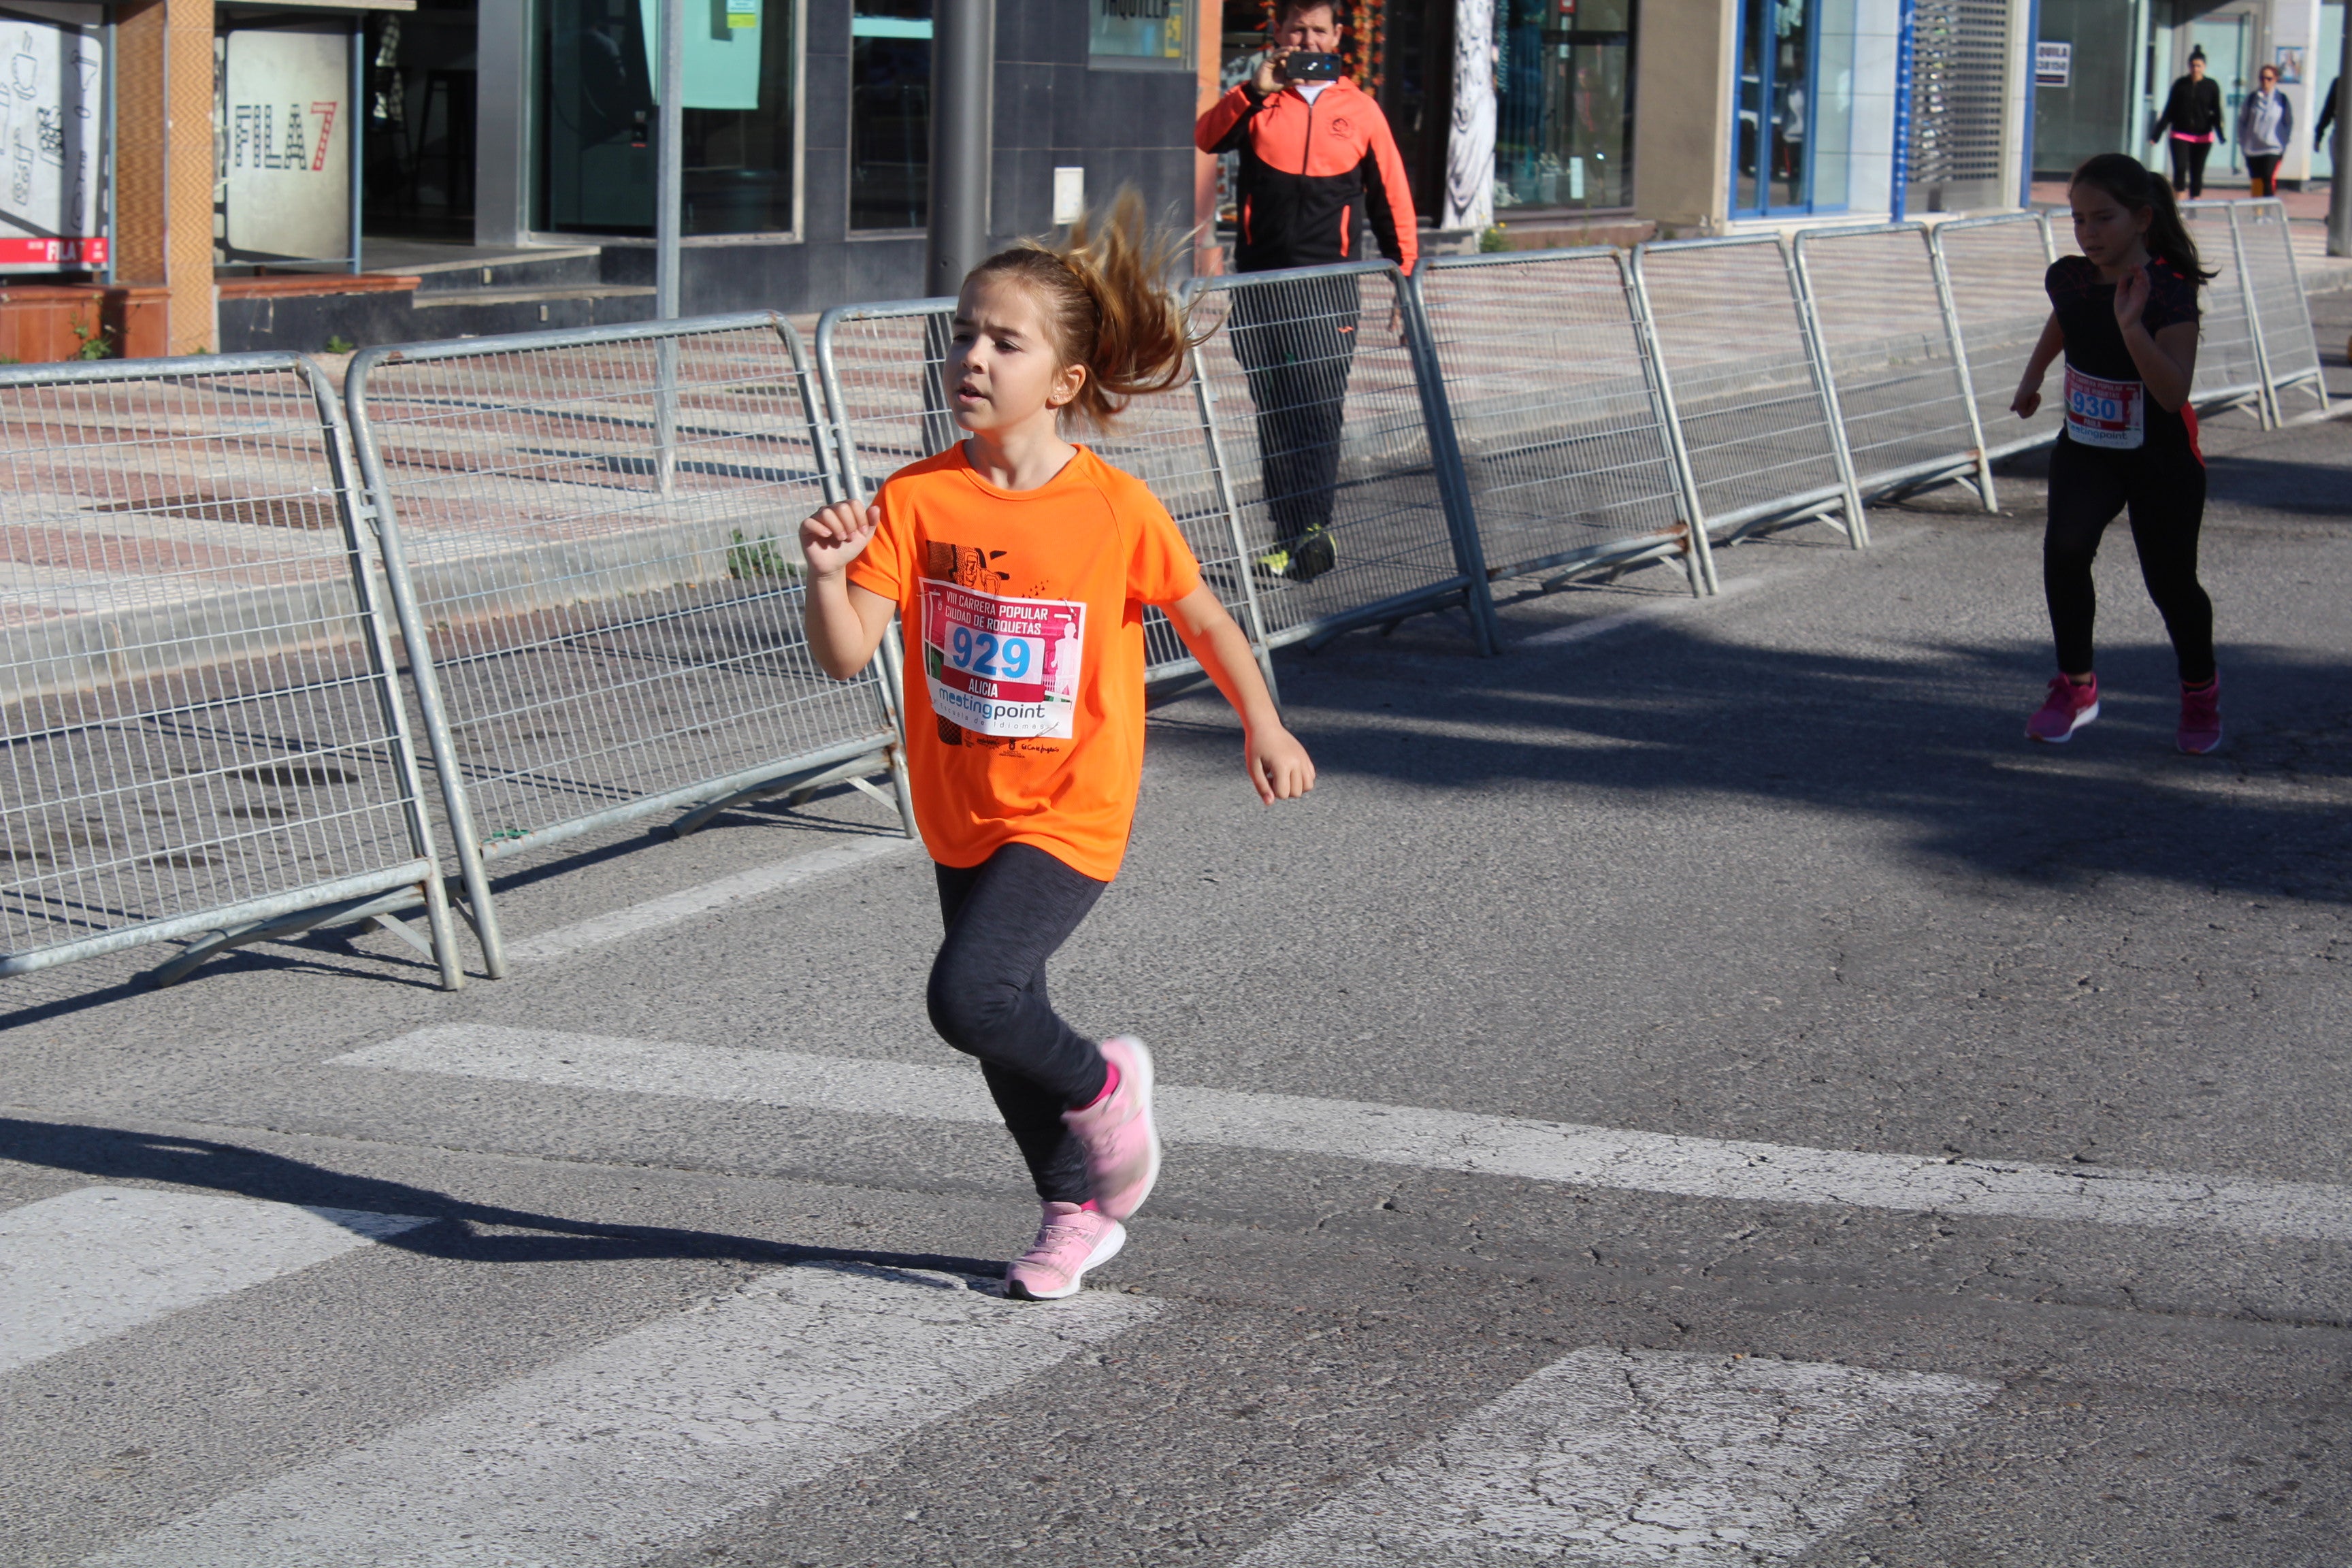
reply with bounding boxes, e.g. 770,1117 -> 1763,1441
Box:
534,0 -> 798,235
1735,0 -> 1813,212
851,0 -> 930,231
1494,0 -> 1637,213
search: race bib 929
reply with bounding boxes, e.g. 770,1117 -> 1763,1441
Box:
919,581 -> 1086,739
2064,363 -> 2145,450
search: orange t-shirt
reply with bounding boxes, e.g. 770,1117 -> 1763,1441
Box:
845,444 -> 1202,881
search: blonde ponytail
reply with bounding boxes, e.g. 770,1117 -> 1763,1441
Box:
966,188 -> 1201,429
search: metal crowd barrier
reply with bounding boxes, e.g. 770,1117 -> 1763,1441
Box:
1629,235 -> 1869,553
1929,211 -> 2062,461
808,297 -> 1283,696
0,354 -> 463,988
2179,199 -> 2270,420
347,314 -> 914,979
2231,198 -> 2331,423
813,263 -> 1499,677
1186,262 -> 1499,655
1793,222 -> 1997,510
1411,246 -> 1713,596
12,205 -> 2333,995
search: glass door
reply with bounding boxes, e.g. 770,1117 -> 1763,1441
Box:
2187,12 -> 2252,176
1732,0 -> 1820,216
1493,0 -> 1639,213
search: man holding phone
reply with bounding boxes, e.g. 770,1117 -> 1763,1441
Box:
1195,1 -> 1418,582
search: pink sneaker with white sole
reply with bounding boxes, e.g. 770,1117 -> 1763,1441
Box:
1004,1202 -> 1125,1301
1063,1035 -> 1161,1222
2026,674 -> 2099,742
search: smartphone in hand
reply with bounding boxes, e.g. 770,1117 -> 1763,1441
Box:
1281,50 -> 1343,81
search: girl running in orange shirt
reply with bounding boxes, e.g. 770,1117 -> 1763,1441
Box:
800,194 -> 1316,1300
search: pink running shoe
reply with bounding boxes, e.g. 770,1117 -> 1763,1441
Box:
2178,675 -> 2222,754
1062,1035 -> 1161,1222
2026,674 -> 2099,742
1004,1202 -> 1125,1301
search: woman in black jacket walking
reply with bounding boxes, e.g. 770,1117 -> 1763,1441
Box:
2151,52 -> 2225,197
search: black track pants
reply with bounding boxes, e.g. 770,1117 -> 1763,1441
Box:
929,843 -> 1111,1204
2044,434 -> 2215,684
1229,275 -> 1361,546
2168,137 -> 2213,196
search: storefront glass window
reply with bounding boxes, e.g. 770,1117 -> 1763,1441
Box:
1493,0 -> 1637,213
851,0 -> 930,230
1089,0 -> 1188,65
534,0 -> 796,235
1733,0 -> 1815,212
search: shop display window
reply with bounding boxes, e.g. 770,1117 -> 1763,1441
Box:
534,0 -> 797,235
850,0 -> 930,230
1494,0 -> 1637,213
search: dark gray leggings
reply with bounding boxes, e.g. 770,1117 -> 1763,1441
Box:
929,843 -> 1111,1203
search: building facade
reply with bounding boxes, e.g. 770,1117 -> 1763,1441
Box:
0,0 -> 1204,357
1211,0 -> 2034,244
2034,0 -> 2342,185
0,0 -> 2076,360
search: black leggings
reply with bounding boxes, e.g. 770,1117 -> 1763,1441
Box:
2044,434 -> 2215,684
2246,153 -> 2281,197
929,843 -> 1110,1204
2168,137 -> 2213,197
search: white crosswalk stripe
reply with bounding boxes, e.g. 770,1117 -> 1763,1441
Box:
0,1186 -> 429,1378
502,834 -> 920,963
1234,1348 -> 1992,1565
338,1024 -> 2352,1243
84,1263 -> 1155,1568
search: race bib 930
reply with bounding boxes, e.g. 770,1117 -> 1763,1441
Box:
2064,364 -> 2145,450
920,581 -> 1086,740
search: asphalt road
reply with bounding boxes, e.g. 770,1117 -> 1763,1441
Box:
3,291 -> 2349,1568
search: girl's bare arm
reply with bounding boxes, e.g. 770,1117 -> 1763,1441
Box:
799,501 -> 898,679
1164,584 -> 1316,804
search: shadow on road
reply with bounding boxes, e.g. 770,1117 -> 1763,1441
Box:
1229,616 -> 2352,906
0,1115 -> 1004,1276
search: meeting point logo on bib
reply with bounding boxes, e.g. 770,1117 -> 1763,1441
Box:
921,581 -> 1087,742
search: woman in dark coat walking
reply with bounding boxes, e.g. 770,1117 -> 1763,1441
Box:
2151,52 -> 2226,197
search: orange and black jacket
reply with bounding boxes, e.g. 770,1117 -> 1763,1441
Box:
1195,76 -> 1418,276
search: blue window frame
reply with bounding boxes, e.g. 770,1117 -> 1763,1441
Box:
1731,0 -> 1842,217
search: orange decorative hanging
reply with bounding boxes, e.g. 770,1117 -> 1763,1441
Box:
1348,0 -> 1386,94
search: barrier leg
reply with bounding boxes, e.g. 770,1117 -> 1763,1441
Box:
144,883 -> 443,989
875,625 -> 922,840
1192,349 -> 1283,704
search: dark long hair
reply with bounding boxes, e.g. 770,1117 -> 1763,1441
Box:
2070,153 -> 2218,284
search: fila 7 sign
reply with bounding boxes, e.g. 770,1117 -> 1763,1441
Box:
218,27 -> 351,262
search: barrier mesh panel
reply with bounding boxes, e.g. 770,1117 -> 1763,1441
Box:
813,303 -> 1260,681
1635,238 -> 1847,534
1934,214 -> 2061,458
1416,250 -> 1689,580
2176,202 -> 2264,407
1,359 -> 431,969
1187,266 -> 1463,644
2234,199 -> 2327,417
1797,225 -> 1979,494
350,318 -> 898,855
